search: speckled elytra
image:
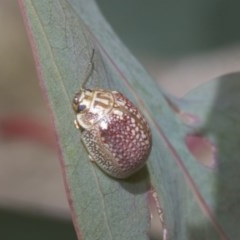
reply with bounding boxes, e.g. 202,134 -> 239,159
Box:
72,50 -> 152,179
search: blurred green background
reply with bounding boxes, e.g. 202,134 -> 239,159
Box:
98,0 -> 240,57
0,1 -> 239,239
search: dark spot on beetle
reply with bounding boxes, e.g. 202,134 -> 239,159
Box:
78,104 -> 86,112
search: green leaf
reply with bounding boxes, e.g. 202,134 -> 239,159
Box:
19,1 -> 150,240
178,73 -> 240,240
19,0 -> 234,239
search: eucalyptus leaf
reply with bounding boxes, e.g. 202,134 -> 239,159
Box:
19,0 -> 233,239
179,73 -> 240,240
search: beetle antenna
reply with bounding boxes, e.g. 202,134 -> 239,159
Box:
81,49 -> 95,89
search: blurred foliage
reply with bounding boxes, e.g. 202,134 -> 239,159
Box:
0,208 -> 76,240
97,0 -> 240,57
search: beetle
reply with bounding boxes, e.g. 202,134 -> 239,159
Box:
72,50 -> 151,178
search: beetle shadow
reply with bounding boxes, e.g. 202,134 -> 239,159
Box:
117,166 -> 151,195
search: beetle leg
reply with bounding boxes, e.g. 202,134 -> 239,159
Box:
74,120 -> 80,129
88,154 -> 95,162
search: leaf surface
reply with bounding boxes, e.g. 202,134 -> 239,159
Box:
178,73 -> 240,240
